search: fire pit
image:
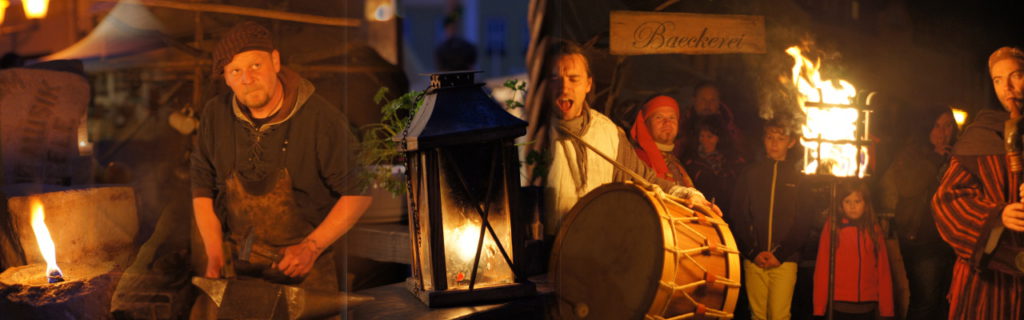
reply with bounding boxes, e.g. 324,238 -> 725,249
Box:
0,189 -> 136,319
0,262 -> 118,319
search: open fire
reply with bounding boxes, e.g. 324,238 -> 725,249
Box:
787,46 -> 870,178
29,198 -> 64,283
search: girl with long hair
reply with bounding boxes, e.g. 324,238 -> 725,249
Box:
813,181 -> 895,319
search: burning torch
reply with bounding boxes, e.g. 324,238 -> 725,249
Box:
787,45 -> 873,320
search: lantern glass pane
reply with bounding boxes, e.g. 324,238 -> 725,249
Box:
437,148 -> 514,290
413,153 -> 434,290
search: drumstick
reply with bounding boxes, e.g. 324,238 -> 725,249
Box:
556,126 -> 716,217
556,126 -> 654,187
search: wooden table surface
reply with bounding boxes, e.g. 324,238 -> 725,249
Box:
351,275 -> 554,320
346,223 -> 412,265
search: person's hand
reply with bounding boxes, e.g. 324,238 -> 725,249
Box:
204,251 -> 224,278
1018,183 -> 1024,201
754,251 -> 772,268
275,239 -> 322,278
764,252 -> 782,268
706,202 -> 724,217
1002,202 -> 1024,232
668,186 -> 721,216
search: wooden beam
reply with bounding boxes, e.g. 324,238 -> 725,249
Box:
86,61 -> 396,74
99,0 -> 362,28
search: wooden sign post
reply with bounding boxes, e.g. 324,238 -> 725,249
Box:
610,11 -> 765,55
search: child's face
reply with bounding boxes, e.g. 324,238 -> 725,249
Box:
699,128 -> 719,153
763,127 -> 795,161
842,191 -> 865,220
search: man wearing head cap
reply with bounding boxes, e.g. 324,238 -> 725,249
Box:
541,40 -> 718,237
931,46 -> 1024,319
190,21 -> 371,301
630,95 -> 694,188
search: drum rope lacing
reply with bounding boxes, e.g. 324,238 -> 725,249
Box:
555,126 -> 737,319
647,190 -> 739,320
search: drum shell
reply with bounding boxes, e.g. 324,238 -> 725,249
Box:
551,183 -> 740,319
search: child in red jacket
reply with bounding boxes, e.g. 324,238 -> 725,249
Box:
813,181 -> 895,319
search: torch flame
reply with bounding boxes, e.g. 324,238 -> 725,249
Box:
786,46 -> 869,177
951,107 -> 968,130
29,198 -> 63,282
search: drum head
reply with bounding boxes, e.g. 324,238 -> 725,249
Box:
551,184 -> 663,319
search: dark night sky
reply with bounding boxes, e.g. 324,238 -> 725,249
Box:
904,0 -> 1024,59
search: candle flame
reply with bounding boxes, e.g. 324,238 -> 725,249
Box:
30,198 -> 63,282
786,46 -> 869,177
450,224 -> 481,263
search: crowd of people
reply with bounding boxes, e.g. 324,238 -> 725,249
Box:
189,19 -> 1021,319
539,39 -> 1024,320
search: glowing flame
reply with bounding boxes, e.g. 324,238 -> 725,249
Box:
786,46 -> 869,177
449,223 -> 481,263
0,1 -> 10,25
30,198 -> 63,282
22,0 -> 49,19
951,107 -> 968,129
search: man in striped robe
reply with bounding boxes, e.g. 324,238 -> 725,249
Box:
932,46 -> 1024,319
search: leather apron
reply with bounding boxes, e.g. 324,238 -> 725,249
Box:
223,120 -> 337,291
192,111 -> 339,320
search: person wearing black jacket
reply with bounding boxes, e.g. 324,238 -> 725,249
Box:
730,118 -> 813,320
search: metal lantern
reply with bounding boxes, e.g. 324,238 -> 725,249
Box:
786,46 -> 872,178
399,71 -> 535,307
800,98 -> 872,178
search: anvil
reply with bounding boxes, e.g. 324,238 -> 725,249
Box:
191,277 -> 373,320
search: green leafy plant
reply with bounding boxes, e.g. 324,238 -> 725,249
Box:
502,79 -> 527,109
357,87 -> 425,196
498,79 -> 550,182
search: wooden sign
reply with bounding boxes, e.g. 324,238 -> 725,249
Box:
610,11 -> 765,55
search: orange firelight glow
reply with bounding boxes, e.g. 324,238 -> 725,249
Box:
30,198 -> 63,281
787,46 -> 869,178
0,1 -> 9,25
951,107 -> 968,130
22,0 -> 48,19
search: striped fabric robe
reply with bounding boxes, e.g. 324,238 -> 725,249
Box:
931,109 -> 1024,320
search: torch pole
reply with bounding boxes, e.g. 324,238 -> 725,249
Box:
827,178 -> 838,320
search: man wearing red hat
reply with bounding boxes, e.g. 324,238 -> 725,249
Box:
190,21 -> 371,310
630,95 -> 694,188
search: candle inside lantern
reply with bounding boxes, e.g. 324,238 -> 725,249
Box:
29,198 -> 64,283
787,46 -> 870,178
449,223 -> 482,263
441,214 -> 514,289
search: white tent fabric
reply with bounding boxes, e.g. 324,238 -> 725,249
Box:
40,2 -> 165,62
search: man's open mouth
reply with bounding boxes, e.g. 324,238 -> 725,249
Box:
557,98 -> 573,112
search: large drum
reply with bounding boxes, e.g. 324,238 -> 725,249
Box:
551,182 -> 740,319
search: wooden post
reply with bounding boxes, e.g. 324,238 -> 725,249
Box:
193,4 -> 203,114
99,0 -> 361,28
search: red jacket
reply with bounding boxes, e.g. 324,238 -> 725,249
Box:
813,220 -> 894,316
